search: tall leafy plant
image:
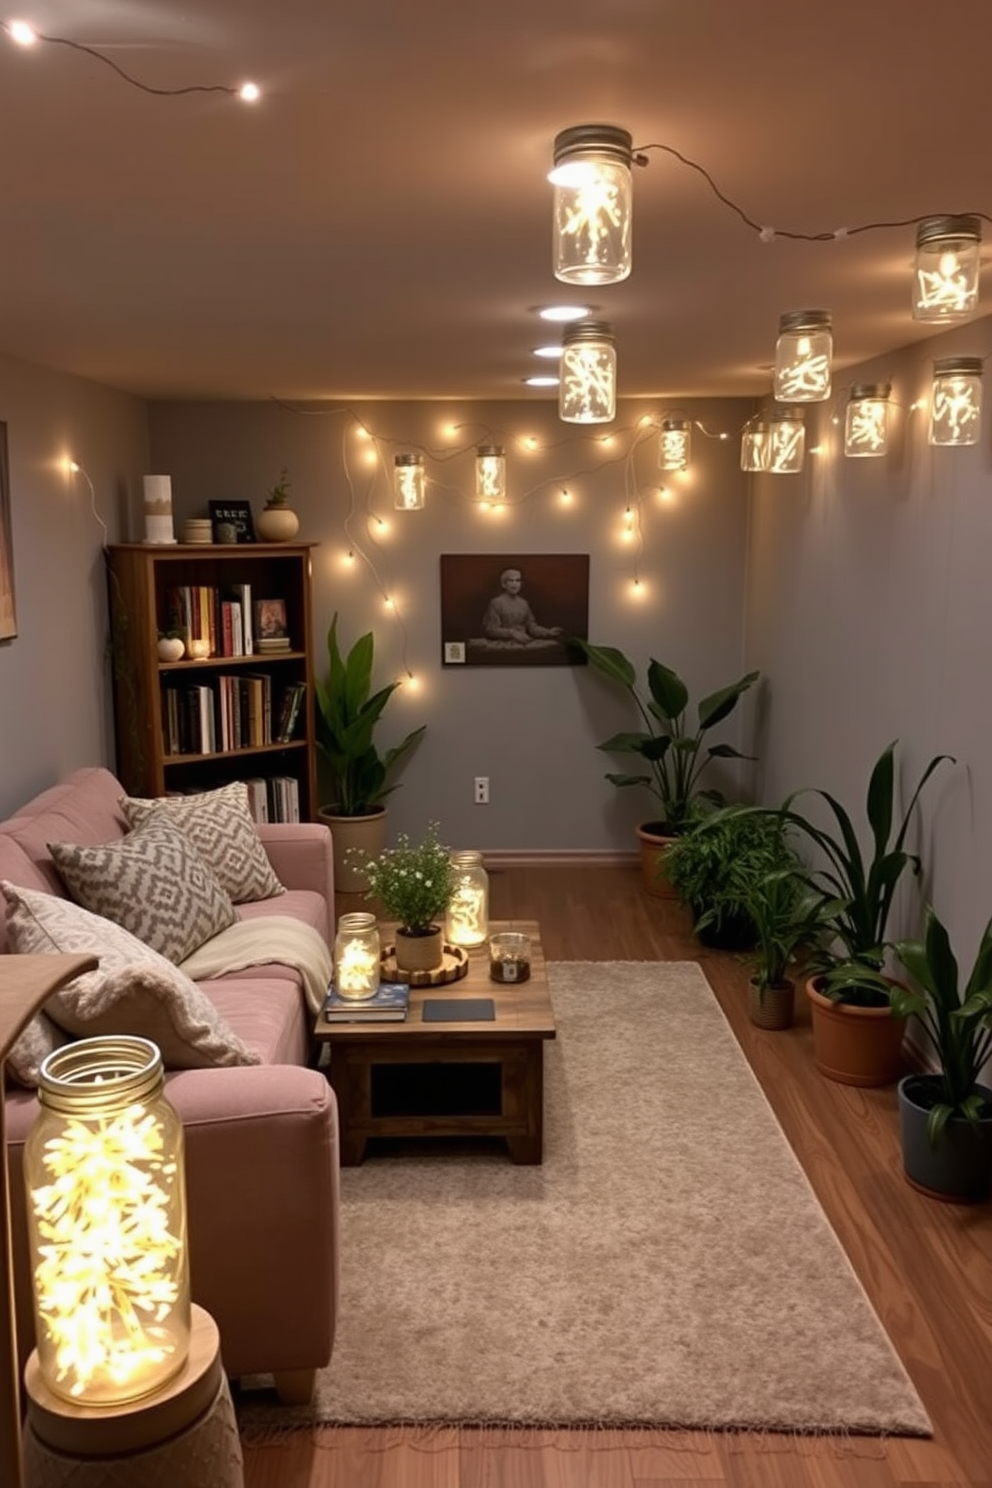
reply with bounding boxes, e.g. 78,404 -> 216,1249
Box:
315,613 -> 425,816
572,640 -> 759,834
782,740 -> 954,1005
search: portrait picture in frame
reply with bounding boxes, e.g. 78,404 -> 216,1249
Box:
208,499 -> 256,543
440,553 -> 589,667
0,422 -> 16,641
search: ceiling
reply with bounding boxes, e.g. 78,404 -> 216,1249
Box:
1,0 -> 991,404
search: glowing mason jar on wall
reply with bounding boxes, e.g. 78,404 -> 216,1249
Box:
393,453 -> 425,510
767,408 -> 806,472
549,124 -> 633,286
913,216 -> 982,323
929,357 -> 983,446
334,911 -> 382,999
445,851 -> 489,947
559,321 -> 616,424
658,416 -> 691,471
844,383 -> 891,457
773,310 -> 832,402
24,1036 -> 190,1405
740,417 -> 770,472
475,445 -> 506,501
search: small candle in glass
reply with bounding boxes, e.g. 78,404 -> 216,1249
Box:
489,931 -> 531,984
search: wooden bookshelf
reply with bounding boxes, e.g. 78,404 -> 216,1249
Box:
105,542 -> 318,821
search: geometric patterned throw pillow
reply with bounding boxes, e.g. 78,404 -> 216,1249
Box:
121,781 -> 284,905
48,813 -> 237,964
0,881 -> 259,1070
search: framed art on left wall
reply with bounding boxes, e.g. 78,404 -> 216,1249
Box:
0,422 -> 15,642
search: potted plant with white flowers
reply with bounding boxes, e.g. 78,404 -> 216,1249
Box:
353,822 -> 457,974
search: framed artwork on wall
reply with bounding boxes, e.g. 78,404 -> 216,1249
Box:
0,422 -> 16,642
440,553 -> 589,667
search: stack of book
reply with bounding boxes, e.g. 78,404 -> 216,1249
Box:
321,981 -> 410,1022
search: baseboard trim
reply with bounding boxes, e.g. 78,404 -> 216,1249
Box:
481,849 -> 639,869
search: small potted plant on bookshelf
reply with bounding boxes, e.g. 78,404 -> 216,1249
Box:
256,467 -> 300,542
355,822 -> 457,975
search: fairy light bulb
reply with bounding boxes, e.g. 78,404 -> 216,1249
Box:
238,81 -> 260,102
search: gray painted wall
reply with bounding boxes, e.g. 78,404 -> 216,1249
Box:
148,396 -> 754,851
0,351 -> 148,818
745,315 -> 992,975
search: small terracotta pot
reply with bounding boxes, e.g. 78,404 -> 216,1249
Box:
748,978 -> 795,1030
636,823 -> 678,899
394,926 -> 444,973
806,975 -> 907,1087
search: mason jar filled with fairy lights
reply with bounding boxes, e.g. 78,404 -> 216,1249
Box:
23,1035 -> 190,1405
334,911 -> 382,999
444,850 -> 490,948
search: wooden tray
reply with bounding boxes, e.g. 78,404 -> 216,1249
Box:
380,944 -> 469,987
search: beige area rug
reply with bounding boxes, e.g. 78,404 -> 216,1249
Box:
239,961 -> 931,1436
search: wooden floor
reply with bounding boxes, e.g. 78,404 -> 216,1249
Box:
243,864 -> 992,1488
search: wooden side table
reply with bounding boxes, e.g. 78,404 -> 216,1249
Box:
21,1305 -> 243,1488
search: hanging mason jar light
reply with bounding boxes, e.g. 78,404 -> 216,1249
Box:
844,382 -> 891,457
393,453 -> 425,510
658,416 -> 692,471
767,407 -> 806,473
333,911 -> 382,1000
913,216 -> 982,323
929,356 -> 983,446
740,416 -> 770,472
773,310 -> 833,402
559,321 -> 616,424
475,445 -> 506,501
23,1036 -> 190,1406
549,124 -> 633,286
444,850 -> 490,948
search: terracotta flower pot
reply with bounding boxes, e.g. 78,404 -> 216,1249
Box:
806,975 -> 908,1087
748,978 -> 795,1031
394,926 -> 444,973
636,823 -> 678,899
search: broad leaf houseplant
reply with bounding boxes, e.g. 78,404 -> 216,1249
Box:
891,905 -> 992,1202
316,613 -> 426,892
572,640 -> 759,896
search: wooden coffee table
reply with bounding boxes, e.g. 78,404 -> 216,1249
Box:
314,920 -> 555,1165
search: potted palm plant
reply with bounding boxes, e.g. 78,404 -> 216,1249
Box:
571,640 -> 759,896
315,613 -> 426,892
890,906 -> 992,1203
780,739 -> 954,1085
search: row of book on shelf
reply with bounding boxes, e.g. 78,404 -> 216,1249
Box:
244,775 -> 300,824
162,677 -> 306,756
164,583 -> 292,658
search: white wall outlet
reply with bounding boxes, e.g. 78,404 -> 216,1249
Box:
474,776 -> 490,804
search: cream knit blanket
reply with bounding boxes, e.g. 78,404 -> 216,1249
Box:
180,915 -> 333,1017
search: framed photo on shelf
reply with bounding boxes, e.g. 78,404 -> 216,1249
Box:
440,553 -> 589,668
208,500 -> 256,544
0,422 -> 16,642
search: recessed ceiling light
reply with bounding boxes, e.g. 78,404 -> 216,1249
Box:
532,345 -> 563,359
524,376 -> 560,387
538,305 -> 591,323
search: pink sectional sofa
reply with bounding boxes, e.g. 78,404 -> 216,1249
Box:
1,766 -> 339,1405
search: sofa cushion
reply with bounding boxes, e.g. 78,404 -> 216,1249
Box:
48,814 -> 237,964
121,783 -> 284,905
5,1009 -> 70,1088
1,883 -> 259,1072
